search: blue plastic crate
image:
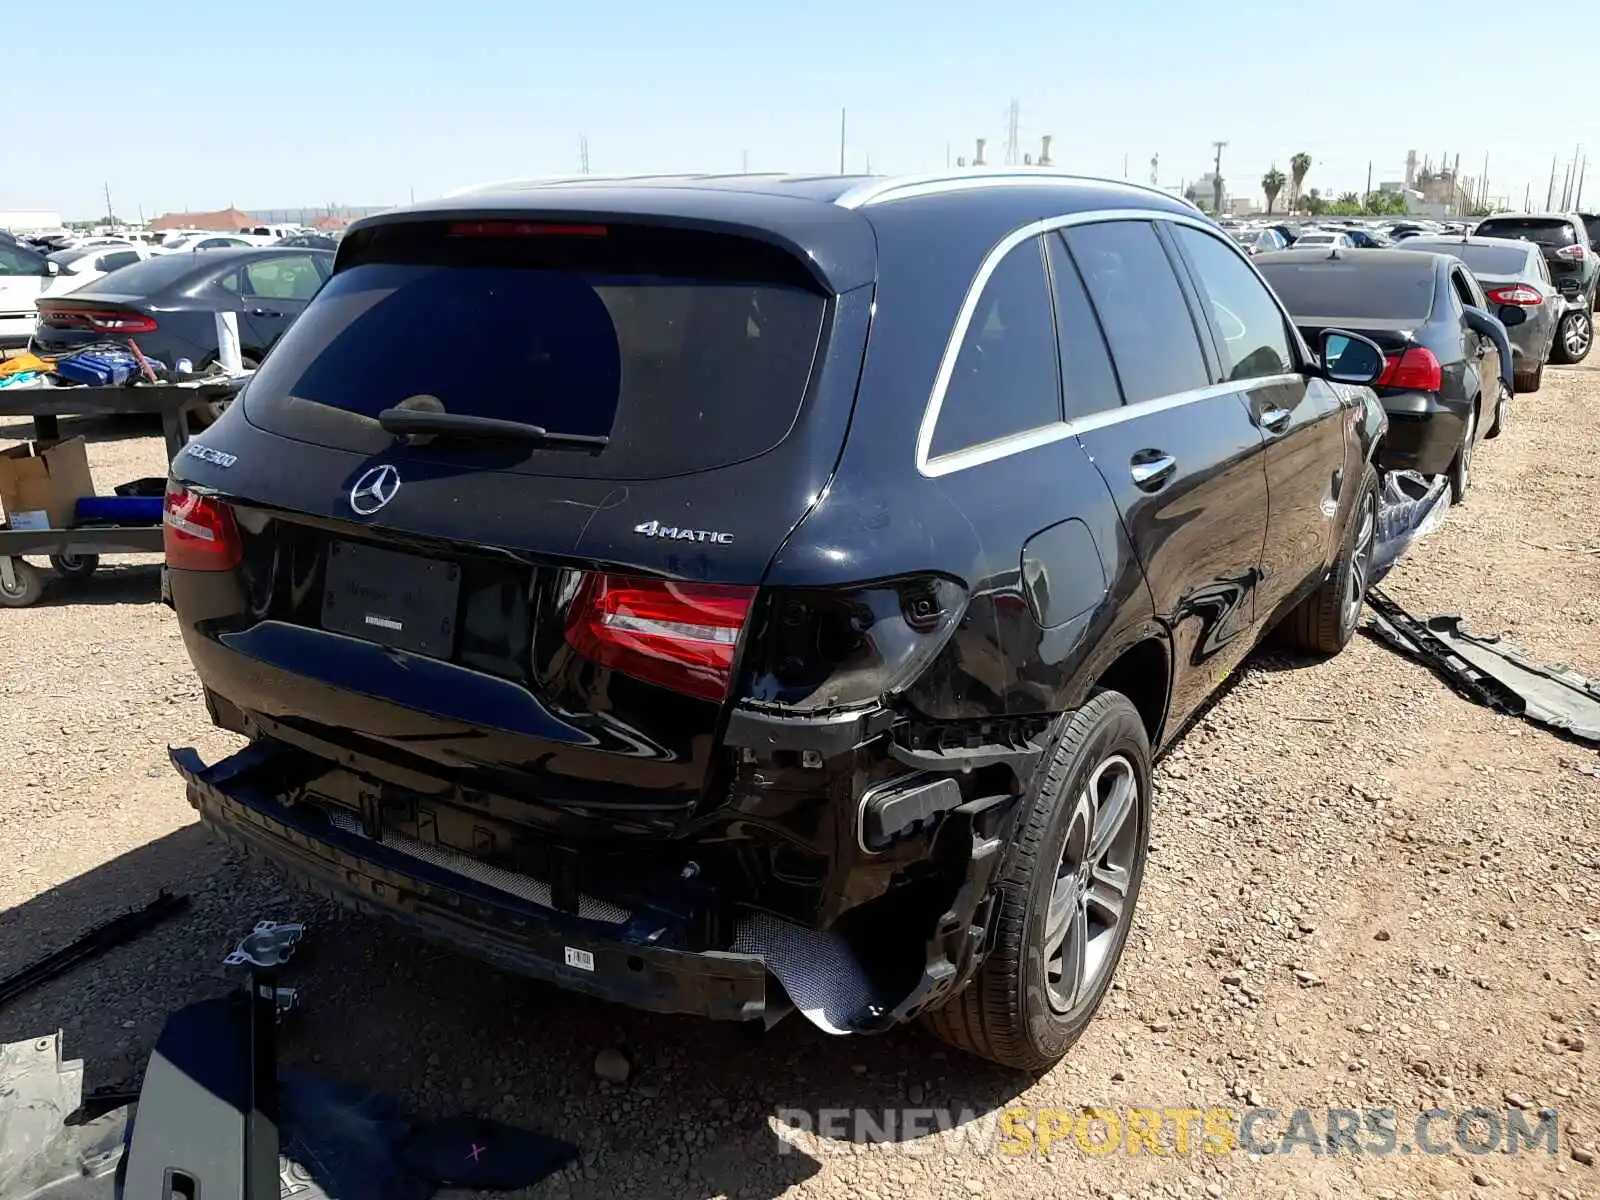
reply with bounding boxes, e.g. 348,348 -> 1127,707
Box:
73,495 -> 163,524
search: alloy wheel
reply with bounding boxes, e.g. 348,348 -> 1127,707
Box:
1344,493 -> 1375,627
1563,312 -> 1592,360
1044,754 -> 1140,1015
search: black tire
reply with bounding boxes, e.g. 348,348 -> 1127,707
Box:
1278,465 -> 1378,656
188,353 -> 260,429
0,557 -> 43,608
1550,309 -> 1592,365
49,552 -> 99,580
921,690 -> 1151,1071
1486,382 -> 1511,439
1512,363 -> 1541,394
1448,404 -> 1476,505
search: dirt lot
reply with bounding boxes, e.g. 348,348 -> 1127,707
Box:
1,366 -> 1596,1200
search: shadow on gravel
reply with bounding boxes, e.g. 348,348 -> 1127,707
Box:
19,561 -> 162,608
0,821 -> 1032,1198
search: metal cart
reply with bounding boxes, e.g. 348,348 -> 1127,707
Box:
0,377 -> 244,607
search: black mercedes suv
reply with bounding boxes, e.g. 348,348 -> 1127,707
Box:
166,172 -> 1388,1069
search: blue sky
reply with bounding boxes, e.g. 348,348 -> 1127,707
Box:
4,0 -> 1592,220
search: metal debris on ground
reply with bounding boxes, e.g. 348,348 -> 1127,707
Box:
1370,470 -> 1451,583
0,1032 -> 129,1199
222,920 -> 306,968
0,891 -> 189,1009
1364,588 -> 1600,744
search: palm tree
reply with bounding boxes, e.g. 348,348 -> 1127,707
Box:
1303,188 -> 1326,216
1262,167 -> 1286,215
1289,152 -> 1312,211
1336,191 -> 1360,208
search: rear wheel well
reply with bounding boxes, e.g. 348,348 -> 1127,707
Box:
1093,638 -> 1169,746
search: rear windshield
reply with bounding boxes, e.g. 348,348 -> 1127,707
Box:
70,253 -> 201,293
1583,216 -> 1600,244
1413,242 -> 1530,276
1257,260 -> 1435,321
1472,218 -> 1576,248
243,223 -> 829,480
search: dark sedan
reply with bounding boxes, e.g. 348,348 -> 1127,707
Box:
31,247 -> 333,372
1256,249 -> 1514,502
1404,236 -> 1562,392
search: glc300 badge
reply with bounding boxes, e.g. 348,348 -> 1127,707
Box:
633,520 -> 733,545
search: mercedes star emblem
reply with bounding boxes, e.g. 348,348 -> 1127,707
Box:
349,464 -> 401,515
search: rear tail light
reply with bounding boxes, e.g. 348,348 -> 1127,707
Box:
1376,347 -> 1443,392
1555,244 -> 1586,261
163,481 -> 242,571
1486,285 -> 1543,306
564,573 -> 755,702
36,306 -> 158,333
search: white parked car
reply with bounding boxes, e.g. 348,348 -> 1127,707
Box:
1289,231 -> 1354,251
0,239 -> 54,349
43,243 -> 157,293
155,233 -> 257,254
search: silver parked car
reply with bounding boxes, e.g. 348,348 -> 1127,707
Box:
1406,236 -> 1562,392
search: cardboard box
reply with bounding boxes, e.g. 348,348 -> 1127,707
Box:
0,437 -> 96,532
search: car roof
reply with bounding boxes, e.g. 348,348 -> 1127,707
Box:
1406,235 -> 1535,251
1477,212 -> 1578,224
344,171 -> 1204,294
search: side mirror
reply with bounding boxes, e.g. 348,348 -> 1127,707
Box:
44,260 -> 59,277
1318,329 -> 1386,385
1496,305 -> 1528,328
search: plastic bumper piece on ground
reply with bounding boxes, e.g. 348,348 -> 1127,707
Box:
169,744 -> 769,1022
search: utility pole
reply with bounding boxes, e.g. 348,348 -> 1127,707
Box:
579,135 -> 590,175
1546,155 -> 1557,209
1365,161 -> 1372,199
409,185 -> 415,204
1211,140 -> 1228,216
839,108 -> 846,174
1150,153 -> 1158,187
945,143 -> 951,168
1122,153 -> 1128,179
1524,183 -> 1531,210
1560,159 -> 1573,209
1576,155 -> 1587,208
103,182 -> 114,225
741,149 -> 749,173
1004,98 -> 1021,166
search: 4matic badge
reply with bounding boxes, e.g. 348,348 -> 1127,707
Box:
633,520 -> 733,545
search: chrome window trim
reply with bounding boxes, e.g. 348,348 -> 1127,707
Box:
918,209 -> 1310,479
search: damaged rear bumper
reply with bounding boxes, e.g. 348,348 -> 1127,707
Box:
172,744 -> 770,1022
171,741 -> 1008,1033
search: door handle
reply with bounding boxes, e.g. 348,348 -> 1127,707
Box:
249,308 -> 283,318
1130,451 -> 1177,492
1259,406 -> 1292,433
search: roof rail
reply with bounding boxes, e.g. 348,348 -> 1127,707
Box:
440,173 -> 701,200
834,169 -> 1205,212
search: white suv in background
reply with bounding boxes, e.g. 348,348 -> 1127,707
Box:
0,238 -> 55,349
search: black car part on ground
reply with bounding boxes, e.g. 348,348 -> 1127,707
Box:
0,891 -> 188,1009
1364,589 -> 1600,745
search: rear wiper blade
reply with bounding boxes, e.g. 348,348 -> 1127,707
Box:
377,408 -> 609,447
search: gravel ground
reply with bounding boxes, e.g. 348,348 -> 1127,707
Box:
1,366 -> 1596,1200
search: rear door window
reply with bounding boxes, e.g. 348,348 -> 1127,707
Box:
1044,236 -> 1123,421
928,235 -> 1062,458
1063,220 -> 1211,403
244,254 -> 323,300
243,222 -> 829,480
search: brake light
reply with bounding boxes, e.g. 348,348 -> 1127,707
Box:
1486,285 -> 1542,306
36,306 -> 158,334
564,573 -> 755,702
163,481 -> 242,571
1555,244 -> 1586,261
1376,347 -> 1443,392
447,221 -> 608,239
